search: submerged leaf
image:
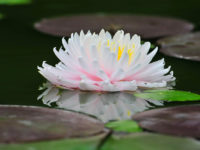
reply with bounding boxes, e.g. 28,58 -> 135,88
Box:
134,90 -> 200,101
105,120 -> 142,133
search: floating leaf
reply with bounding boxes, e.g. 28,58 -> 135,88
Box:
34,15 -> 193,39
105,120 -> 142,133
0,0 -> 31,5
0,133 -> 106,150
101,133 -> 200,150
157,32 -> 200,61
133,105 -> 200,138
134,90 -> 200,101
0,105 -> 107,143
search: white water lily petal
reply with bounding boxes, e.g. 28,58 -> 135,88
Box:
38,29 -> 175,91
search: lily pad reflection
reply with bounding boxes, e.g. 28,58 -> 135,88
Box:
38,83 -> 163,122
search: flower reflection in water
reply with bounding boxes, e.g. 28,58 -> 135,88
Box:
38,83 -> 163,122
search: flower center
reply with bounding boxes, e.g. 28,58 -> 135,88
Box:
107,40 -> 135,64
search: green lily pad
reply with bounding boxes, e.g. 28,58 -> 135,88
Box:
0,0 -> 31,5
0,133 -> 107,150
101,133 -> 200,150
157,32 -> 200,61
34,15 -> 193,39
134,90 -> 200,101
0,105 -> 107,143
133,105 -> 200,138
105,120 -> 142,133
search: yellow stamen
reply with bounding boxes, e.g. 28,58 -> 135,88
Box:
117,46 -> 124,60
97,41 -> 101,51
127,110 -> 131,117
107,40 -> 110,46
127,49 -> 134,64
106,40 -> 135,64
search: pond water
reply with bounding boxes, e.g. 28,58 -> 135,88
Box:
0,0 -> 200,109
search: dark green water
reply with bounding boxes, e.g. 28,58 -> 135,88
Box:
0,0 -> 200,106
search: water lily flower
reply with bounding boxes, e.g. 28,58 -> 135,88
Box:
38,29 -> 175,91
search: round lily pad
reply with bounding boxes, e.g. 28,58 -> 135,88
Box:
133,105 -> 200,138
0,105 -> 106,143
157,32 -> 200,61
34,15 -> 194,39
